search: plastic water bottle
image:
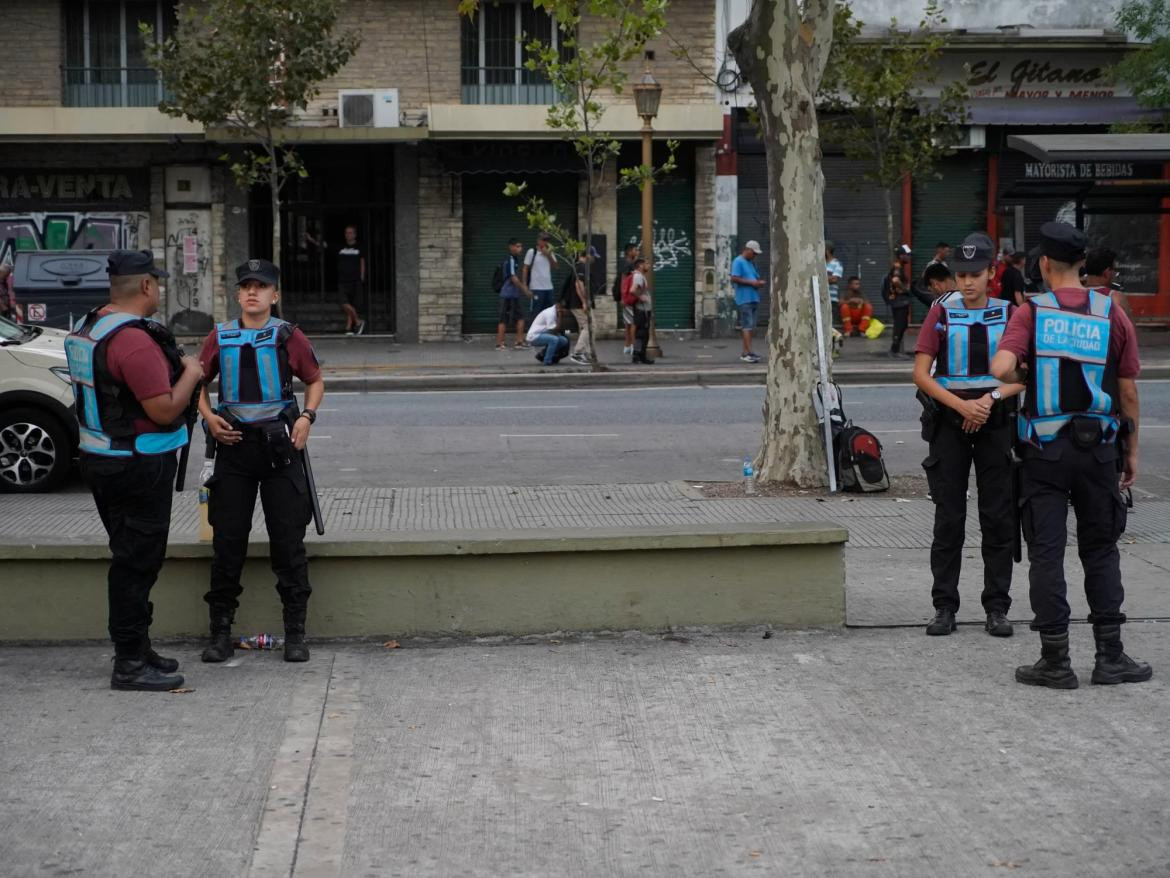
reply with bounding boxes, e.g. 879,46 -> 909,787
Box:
197,461 -> 215,542
743,456 -> 756,496
237,634 -> 284,650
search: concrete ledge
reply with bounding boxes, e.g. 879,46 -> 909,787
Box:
0,522 -> 847,640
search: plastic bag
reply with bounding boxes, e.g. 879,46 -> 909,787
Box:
864,318 -> 886,340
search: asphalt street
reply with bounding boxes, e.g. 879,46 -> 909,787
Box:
160,379 -> 1170,493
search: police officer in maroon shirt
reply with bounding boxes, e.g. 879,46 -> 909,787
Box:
196,259 -> 324,664
992,222 -> 1151,689
65,250 -> 203,691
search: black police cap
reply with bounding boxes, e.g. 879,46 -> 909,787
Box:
950,232 -> 995,273
107,249 -> 169,278
235,258 -> 280,286
1036,221 -> 1087,264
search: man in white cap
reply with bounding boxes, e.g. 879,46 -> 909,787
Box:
730,240 -> 766,363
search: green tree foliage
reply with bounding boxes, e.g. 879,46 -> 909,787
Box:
1114,0 -> 1170,126
460,0 -> 676,368
818,1 -> 968,254
143,0 -> 360,274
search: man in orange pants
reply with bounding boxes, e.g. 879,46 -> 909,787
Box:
839,276 -> 873,336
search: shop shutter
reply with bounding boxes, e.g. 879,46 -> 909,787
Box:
617,144 -> 696,329
738,154 -> 900,320
823,157 -> 901,316
912,153 -> 988,318
461,174 -> 578,334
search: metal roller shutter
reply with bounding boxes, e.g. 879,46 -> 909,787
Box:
461,174 -> 578,334
912,153 -> 988,318
736,153 -> 771,321
618,143 -> 696,329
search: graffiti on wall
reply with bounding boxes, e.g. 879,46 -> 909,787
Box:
164,209 -> 214,334
624,222 -> 694,271
0,212 -> 147,265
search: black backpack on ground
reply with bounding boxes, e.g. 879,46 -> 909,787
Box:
835,425 -> 890,493
815,382 -> 889,493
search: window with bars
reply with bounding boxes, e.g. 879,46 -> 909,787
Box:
63,0 -> 176,107
460,1 -> 571,105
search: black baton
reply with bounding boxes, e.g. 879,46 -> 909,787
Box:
301,444 -> 325,535
175,382 -> 202,492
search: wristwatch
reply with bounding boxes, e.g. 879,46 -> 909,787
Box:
990,390 -> 1003,402
299,408 -> 317,424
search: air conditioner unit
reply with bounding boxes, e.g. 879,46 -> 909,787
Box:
338,89 -> 400,128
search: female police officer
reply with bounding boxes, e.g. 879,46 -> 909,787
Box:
196,259 -> 324,663
913,233 -> 1024,639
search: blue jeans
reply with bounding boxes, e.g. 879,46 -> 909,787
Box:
535,333 -> 568,365
529,289 -> 555,323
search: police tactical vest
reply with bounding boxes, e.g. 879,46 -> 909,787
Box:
933,292 -> 1010,393
215,317 -> 295,424
64,310 -> 189,457
1019,290 -> 1120,446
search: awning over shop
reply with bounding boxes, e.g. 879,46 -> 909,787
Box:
964,98 -> 1156,126
1007,133 -> 1170,162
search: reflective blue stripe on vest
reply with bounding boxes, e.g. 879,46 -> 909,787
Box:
65,312 -> 184,456
934,295 -> 1009,391
215,318 -> 291,421
1020,290 -> 1118,445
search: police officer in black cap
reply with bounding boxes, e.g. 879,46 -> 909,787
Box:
64,250 -> 203,691
196,258 -> 324,663
992,221 -> 1151,689
913,232 -> 1022,638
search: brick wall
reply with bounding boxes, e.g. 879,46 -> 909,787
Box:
417,150 -> 463,340
1,1 -> 62,106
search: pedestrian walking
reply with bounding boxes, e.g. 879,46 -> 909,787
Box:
64,250 -> 202,691
992,222 -> 1151,689
913,233 -> 1021,639
562,248 -> 597,364
496,238 -> 529,350
523,234 -> 558,327
526,301 -> 571,365
1083,247 -> 1133,318
999,250 -> 1028,307
730,240 -> 765,363
337,224 -> 366,335
197,258 -> 325,665
618,243 -> 639,356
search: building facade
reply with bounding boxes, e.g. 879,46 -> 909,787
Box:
0,0 -> 723,340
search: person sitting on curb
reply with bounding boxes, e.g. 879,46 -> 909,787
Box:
839,277 -> 872,336
526,301 -> 571,366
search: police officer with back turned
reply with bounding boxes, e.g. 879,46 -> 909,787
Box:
197,259 -> 324,664
913,233 -> 1022,639
65,250 -> 203,691
992,221 -> 1151,689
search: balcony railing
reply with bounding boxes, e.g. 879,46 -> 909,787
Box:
461,66 -> 559,105
61,67 -> 167,108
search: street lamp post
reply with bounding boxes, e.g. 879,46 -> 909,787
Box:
633,59 -> 663,360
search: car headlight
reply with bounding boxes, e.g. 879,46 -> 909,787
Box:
50,366 -> 73,384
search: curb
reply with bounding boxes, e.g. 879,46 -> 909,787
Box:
316,364 -> 1170,392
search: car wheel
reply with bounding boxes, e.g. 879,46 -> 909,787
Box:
0,407 -> 72,493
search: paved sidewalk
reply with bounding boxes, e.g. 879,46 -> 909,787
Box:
1,633 -> 1167,877
5,481 -> 1169,627
181,326 -> 1170,390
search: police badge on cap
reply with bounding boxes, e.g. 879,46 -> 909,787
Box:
235,258 -> 279,286
949,233 -> 994,273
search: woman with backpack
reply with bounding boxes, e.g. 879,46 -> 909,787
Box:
912,232 -> 1025,640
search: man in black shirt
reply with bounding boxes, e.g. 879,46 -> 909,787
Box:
1000,250 -> 1028,307
337,224 -> 366,335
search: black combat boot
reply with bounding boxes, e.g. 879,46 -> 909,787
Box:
1090,624 -> 1152,685
142,637 -> 180,673
283,606 -> 311,663
1015,631 -> 1079,689
111,655 -> 184,692
201,613 -> 234,663
925,608 -> 957,636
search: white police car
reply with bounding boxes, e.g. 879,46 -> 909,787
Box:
0,314 -> 78,492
